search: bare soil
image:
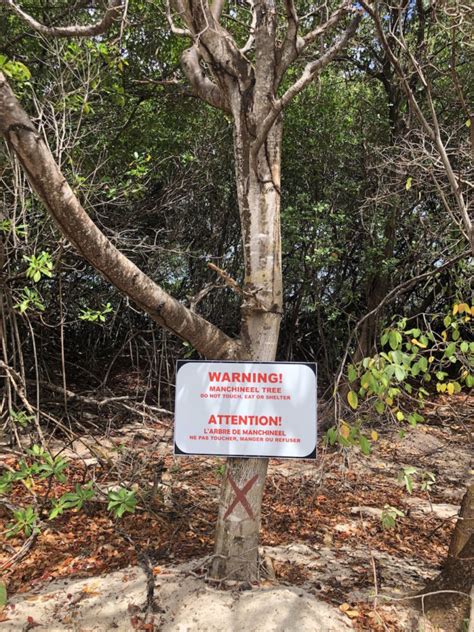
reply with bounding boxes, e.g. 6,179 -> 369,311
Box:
0,393 -> 472,631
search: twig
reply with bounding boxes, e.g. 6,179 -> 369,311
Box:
115,526 -> 157,613
0,532 -> 37,572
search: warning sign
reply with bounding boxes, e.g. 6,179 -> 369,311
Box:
174,361 -> 317,459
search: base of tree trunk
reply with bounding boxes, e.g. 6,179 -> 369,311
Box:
417,485 -> 473,631
210,457 -> 269,582
419,536 -> 473,631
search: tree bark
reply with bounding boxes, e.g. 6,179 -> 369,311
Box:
0,72 -> 241,362
211,117 -> 283,581
420,484 -> 474,631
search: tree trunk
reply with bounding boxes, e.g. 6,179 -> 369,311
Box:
211,116 -> 283,581
420,484 -> 474,631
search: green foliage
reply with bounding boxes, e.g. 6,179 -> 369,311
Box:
325,421 -> 373,455
345,303 -> 474,421
420,471 -> 436,493
0,218 -> 12,234
398,467 -> 436,494
26,445 -> 68,482
14,288 -> 45,314
215,464 -> 226,477
7,505 -> 38,538
0,55 -> 31,82
9,409 -> 34,427
79,302 -> 113,323
0,582 -> 7,608
49,482 -> 95,520
381,505 -> 404,530
397,466 -> 418,494
1,449 -> 137,540
0,472 -> 13,495
23,251 -> 54,282
107,487 -> 137,518
0,218 -> 27,237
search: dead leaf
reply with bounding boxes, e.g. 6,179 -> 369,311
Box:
82,581 -> 101,595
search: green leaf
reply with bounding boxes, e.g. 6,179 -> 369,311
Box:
418,356 -> 428,373
375,400 -> 385,414
394,366 -> 406,381
0,582 -> 7,608
347,390 -> 358,410
444,342 -> 456,358
348,365 -> 357,382
361,371 -> 371,389
326,427 -> 337,446
405,177 -> 412,191
359,435 -> 371,456
389,330 -> 401,351
407,414 -> 417,427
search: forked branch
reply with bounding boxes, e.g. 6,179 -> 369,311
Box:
255,14 -> 361,158
277,0 -> 352,84
181,46 -> 230,112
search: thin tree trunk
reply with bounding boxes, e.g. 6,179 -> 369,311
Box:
211,118 -> 283,581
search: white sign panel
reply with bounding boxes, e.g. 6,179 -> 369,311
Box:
174,361 -> 317,459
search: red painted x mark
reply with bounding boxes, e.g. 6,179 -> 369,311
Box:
224,474 -> 259,520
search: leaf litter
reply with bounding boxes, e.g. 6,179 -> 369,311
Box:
0,393 -> 472,630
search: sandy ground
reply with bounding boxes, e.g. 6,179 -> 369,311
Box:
1,560 -> 355,631
1,395 -> 472,631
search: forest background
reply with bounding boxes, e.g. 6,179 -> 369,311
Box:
0,0 -> 472,630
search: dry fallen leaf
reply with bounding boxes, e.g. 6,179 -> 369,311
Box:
82,582 -> 101,596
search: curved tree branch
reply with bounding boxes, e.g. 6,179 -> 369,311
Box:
181,46 -> 230,112
166,0 -> 193,37
211,0 -> 225,21
1,0 -> 124,38
0,71 -> 241,360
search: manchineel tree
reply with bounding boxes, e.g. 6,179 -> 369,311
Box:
0,0 -> 361,581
